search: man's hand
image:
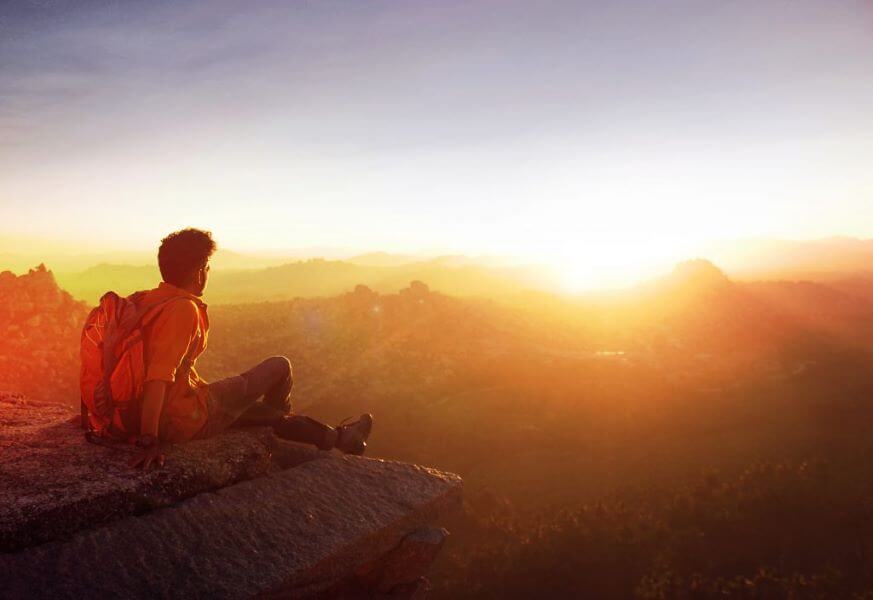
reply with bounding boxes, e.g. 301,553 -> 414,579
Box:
128,435 -> 167,470
128,444 -> 165,470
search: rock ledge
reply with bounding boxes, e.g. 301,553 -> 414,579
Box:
0,392 -> 462,599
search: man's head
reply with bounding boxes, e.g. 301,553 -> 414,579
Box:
158,228 -> 216,296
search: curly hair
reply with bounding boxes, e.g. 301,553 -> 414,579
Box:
158,228 -> 217,287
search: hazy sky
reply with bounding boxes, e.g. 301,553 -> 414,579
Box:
2,0 -> 872,287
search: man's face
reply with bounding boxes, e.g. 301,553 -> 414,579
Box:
194,262 -> 210,296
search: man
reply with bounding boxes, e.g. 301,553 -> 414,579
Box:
129,228 -> 372,470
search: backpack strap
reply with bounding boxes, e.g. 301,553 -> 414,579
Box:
101,295 -> 193,390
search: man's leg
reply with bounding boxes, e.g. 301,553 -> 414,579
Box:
231,355 -> 294,425
203,355 -> 373,454
233,357 -> 341,449
204,356 -> 335,449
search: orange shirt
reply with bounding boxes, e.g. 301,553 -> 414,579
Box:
140,282 -> 210,442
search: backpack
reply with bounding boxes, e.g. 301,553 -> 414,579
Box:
79,291 -> 185,440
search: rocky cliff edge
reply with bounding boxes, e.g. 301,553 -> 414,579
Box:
0,391 -> 462,599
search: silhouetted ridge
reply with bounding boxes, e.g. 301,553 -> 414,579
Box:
0,264 -> 89,403
56,257 -> 549,305
656,259 -> 732,294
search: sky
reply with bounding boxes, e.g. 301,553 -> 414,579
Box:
1,0 -> 872,289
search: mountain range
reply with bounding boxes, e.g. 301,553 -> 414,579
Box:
52,257 -> 551,305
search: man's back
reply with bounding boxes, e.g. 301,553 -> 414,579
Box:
140,281 -> 210,442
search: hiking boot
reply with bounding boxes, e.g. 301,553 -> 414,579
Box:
273,415 -> 337,451
335,414 -> 373,455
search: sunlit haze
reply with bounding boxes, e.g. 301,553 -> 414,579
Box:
2,1 -> 873,290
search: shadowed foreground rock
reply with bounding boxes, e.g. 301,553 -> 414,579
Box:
0,392 -> 276,553
0,392 -> 462,599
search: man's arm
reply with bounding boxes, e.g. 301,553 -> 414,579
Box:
128,380 -> 169,470
129,300 -> 199,470
140,379 -> 168,439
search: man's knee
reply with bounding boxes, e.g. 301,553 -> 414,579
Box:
269,355 -> 293,387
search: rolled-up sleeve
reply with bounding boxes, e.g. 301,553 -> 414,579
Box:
144,300 -> 199,383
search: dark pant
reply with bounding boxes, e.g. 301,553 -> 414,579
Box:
201,356 -> 335,449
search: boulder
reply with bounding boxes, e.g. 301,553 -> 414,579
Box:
0,392 -> 462,598
0,265 -> 90,403
0,392 -> 276,553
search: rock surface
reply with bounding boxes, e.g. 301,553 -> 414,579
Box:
0,392 -> 278,553
355,527 -> 450,594
0,392 -> 462,598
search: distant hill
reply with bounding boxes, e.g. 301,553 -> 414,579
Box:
637,258 -> 732,303
56,263 -> 159,304
1,248 -> 296,276
346,252 -> 513,269
0,264 -> 89,403
704,236 -> 873,280
645,260 -> 873,350
0,235 -> 338,275
53,257 -> 554,305
346,252 -> 421,267
207,258 -> 552,304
